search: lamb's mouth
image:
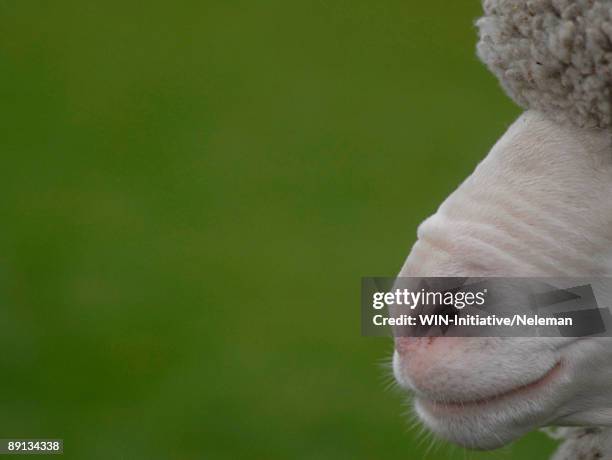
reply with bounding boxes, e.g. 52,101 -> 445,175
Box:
417,360 -> 563,412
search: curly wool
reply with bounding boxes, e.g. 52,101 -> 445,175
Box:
477,0 -> 612,128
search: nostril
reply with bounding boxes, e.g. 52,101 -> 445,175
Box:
395,336 -> 439,355
429,301 -> 457,335
392,296 -> 459,341
395,337 -> 416,355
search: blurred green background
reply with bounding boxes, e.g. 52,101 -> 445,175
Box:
0,1 -> 557,459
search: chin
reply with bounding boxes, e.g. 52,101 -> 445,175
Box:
411,361 -> 565,450
391,337 -> 599,450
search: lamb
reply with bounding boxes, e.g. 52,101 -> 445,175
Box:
392,1 -> 612,458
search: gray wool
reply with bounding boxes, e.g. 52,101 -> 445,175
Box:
476,0 -> 612,128
548,427 -> 612,460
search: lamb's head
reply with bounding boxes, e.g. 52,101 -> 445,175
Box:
392,0 -> 612,450
390,0 -> 612,451
393,109 -> 612,449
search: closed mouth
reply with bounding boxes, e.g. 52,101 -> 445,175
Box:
418,360 -> 563,411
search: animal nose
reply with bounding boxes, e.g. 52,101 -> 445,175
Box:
395,336 -> 438,355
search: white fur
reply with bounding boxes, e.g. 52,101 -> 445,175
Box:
393,111 -> 612,454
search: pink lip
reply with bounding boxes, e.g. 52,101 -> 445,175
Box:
419,361 -> 563,411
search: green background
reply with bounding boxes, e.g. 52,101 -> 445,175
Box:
0,1 -> 557,459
